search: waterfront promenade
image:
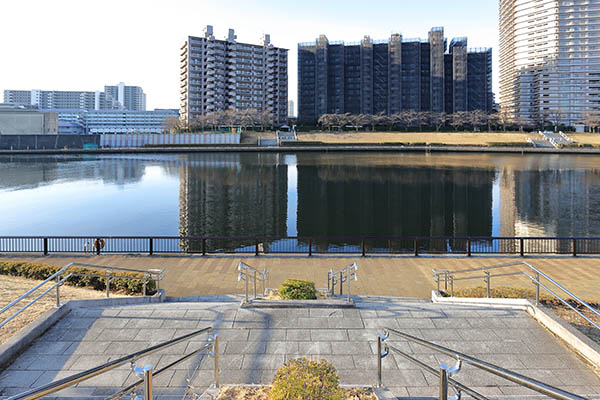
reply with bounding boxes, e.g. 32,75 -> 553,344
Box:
1,255 -> 598,301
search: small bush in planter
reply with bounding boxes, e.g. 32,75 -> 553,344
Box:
269,358 -> 343,400
278,279 -> 317,300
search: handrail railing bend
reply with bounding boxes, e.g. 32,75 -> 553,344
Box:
432,261 -> 600,331
378,328 -> 586,400
8,327 -> 217,400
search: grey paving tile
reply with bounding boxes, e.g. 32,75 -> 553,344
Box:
0,370 -> 45,388
285,329 -> 310,341
297,341 -> 332,355
224,341 -> 267,355
26,341 -> 73,355
330,341 -> 373,355
133,329 -> 176,342
352,354 -> 398,370
249,328 -> 285,341
241,355 -> 285,370
265,341 -> 299,355
64,341 -> 111,355
310,329 -> 348,341
295,317 -> 328,328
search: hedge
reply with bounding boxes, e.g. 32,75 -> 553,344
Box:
0,261 -> 156,295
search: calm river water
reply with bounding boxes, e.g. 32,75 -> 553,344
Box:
1,152 -> 600,239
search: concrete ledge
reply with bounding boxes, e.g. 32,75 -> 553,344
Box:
241,298 -> 356,308
431,290 -> 530,310
431,290 -> 600,372
0,305 -> 70,369
0,290 -> 165,370
526,300 -> 600,371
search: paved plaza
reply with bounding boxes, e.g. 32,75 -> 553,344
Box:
1,255 -> 599,301
1,297 -> 600,399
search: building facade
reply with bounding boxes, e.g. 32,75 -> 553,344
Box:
41,109 -> 179,134
499,0 -> 600,126
0,105 -> 58,135
298,28 -> 493,123
4,83 -> 146,111
180,26 -> 288,126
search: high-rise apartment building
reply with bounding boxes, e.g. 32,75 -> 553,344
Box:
298,28 -> 493,123
103,83 -> 146,111
499,0 -> 600,126
180,26 -> 288,126
4,83 -> 146,111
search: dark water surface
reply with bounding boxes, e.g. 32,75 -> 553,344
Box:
1,152 -> 600,240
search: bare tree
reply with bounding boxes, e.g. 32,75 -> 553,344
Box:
163,117 -> 181,133
582,111 -> 600,133
318,114 -> 334,131
544,109 -> 564,132
346,114 -> 369,132
400,111 -> 418,131
430,112 -> 447,131
449,112 -> 468,131
467,110 -> 487,132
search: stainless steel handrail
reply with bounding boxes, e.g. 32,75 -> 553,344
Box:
327,262 -> 358,302
0,263 -> 73,315
237,261 -> 268,303
8,327 -> 215,400
432,261 -> 600,330
381,328 -> 586,400
0,262 -> 165,330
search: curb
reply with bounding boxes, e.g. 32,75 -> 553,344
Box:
431,290 -> 600,372
0,290 -> 165,370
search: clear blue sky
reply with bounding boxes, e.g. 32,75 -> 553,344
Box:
0,0 -> 499,110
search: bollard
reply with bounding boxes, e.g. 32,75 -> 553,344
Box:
339,271 -> 343,296
106,270 -> 111,298
212,334 -> 220,388
148,238 -> 153,255
485,270 -> 491,298
377,336 -> 383,388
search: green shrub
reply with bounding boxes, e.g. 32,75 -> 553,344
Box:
278,279 -> 317,300
270,358 -> 343,400
0,261 -> 155,295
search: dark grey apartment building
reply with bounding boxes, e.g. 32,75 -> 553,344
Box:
298,27 -> 493,124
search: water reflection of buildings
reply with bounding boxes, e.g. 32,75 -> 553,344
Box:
0,155 -> 151,189
500,166 -> 600,252
178,153 -> 288,251
296,165 -> 495,244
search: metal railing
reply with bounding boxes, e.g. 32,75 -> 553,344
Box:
432,261 -> 600,331
1,235 -> 599,256
8,327 -> 218,400
377,328 -> 587,400
0,263 -> 164,330
327,262 -> 358,302
237,261 -> 268,303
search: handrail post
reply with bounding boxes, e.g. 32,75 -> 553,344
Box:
535,272 -> 540,305
255,239 -> 259,256
44,237 -> 48,256
439,366 -> 448,400
485,270 -> 491,298
414,238 -> 419,257
308,239 -> 312,256
56,274 -> 61,308
467,238 -> 471,257
377,335 -> 383,388
96,238 -> 101,255
149,238 -> 153,256
572,238 -> 577,257
520,238 -> 524,257
253,270 -> 257,299
245,271 -> 249,303
339,271 -> 343,296
362,239 -> 366,257
143,366 -> 153,400
202,238 -> 207,256
213,334 -> 220,388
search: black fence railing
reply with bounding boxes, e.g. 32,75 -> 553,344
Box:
0,236 -> 599,257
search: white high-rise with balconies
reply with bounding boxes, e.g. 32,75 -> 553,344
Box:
180,26 -> 288,127
499,0 -> 600,126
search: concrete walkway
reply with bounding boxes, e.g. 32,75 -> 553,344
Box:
1,297 -> 599,399
2,255 -> 599,301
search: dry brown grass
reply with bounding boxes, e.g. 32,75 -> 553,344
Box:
215,386 -> 377,400
570,133 -> 600,146
0,275 -> 129,345
297,131 -> 531,145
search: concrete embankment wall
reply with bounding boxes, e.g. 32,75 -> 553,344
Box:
0,133 -> 240,150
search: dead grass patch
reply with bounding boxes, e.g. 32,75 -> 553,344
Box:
215,386 -> 377,400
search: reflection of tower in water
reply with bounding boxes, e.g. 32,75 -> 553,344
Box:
178,153 -> 288,252
296,164 -> 495,252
